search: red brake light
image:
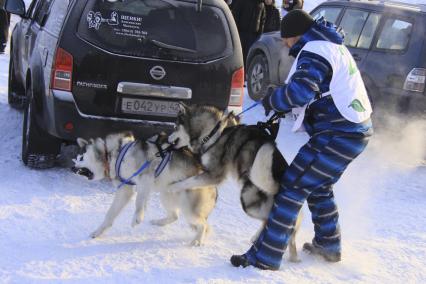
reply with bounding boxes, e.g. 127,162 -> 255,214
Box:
52,47 -> 73,91
229,67 -> 244,106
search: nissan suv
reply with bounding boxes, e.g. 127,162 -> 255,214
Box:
246,0 -> 426,116
5,0 -> 243,168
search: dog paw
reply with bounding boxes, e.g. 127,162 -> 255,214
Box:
90,229 -> 103,239
191,238 -> 204,247
131,214 -> 144,228
190,239 -> 203,247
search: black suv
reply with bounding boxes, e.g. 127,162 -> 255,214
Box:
246,0 -> 426,116
5,0 -> 243,168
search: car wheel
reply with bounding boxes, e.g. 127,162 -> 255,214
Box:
247,54 -> 270,101
22,86 -> 61,169
8,56 -> 26,109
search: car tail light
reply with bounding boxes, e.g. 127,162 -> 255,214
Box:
52,47 -> 73,91
403,68 -> 426,93
229,67 -> 244,106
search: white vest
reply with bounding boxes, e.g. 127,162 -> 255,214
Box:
286,40 -> 372,132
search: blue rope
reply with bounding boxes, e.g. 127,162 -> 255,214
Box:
235,101 -> 261,117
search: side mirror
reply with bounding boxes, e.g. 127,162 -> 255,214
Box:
4,0 -> 26,17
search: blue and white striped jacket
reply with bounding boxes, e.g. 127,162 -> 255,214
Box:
270,19 -> 373,136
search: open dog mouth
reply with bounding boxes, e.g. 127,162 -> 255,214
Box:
71,167 -> 94,180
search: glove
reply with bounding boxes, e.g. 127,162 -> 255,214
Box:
262,86 -> 275,116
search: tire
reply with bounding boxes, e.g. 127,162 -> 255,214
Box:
8,56 -> 26,110
247,54 -> 270,101
22,86 -> 61,169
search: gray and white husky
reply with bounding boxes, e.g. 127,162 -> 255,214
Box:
72,132 -> 217,246
169,104 -> 302,262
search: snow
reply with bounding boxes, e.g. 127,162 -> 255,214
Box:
1,4 -> 426,283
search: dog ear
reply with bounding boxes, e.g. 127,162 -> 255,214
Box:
122,131 -> 134,140
178,102 -> 190,115
147,134 -> 159,143
157,131 -> 169,144
94,138 -> 105,151
77,138 -> 89,148
227,111 -> 240,125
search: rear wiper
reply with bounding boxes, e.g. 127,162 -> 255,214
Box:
149,39 -> 196,53
197,0 -> 203,12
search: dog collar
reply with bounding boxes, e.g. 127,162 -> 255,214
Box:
200,121 -> 222,153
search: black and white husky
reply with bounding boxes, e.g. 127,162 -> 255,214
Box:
72,132 -> 217,246
169,104 -> 302,261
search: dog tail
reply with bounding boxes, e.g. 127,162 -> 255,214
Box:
249,143 -> 286,195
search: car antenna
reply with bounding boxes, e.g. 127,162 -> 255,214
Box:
196,0 -> 202,12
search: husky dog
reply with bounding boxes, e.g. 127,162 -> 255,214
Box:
169,104 -> 302,262
72,132 -> 217,246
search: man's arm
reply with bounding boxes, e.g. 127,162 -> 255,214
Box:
267,50 -> 332,113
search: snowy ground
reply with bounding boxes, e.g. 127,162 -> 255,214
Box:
1,3 -> 426,283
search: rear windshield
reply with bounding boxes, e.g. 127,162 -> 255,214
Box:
77,0 -> 232,63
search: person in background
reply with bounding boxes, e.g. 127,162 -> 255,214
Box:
231,9 -> 373,271
231,0 -> 266,69
263,0 -> 280,33
281,0 -> 304,17
0,0 -> 11,54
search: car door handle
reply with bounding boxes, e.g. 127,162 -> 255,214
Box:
42,48 -> 49,66
353,54 -> 362,62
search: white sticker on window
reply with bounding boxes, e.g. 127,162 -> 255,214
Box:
87,11 -> 119,30
86,11 -> 148,38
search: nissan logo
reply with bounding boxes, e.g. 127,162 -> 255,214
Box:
150,66 -> 166,80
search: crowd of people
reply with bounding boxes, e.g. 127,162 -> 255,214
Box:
227,0 -> 303,68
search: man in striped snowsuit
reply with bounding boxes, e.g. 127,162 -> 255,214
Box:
231,10 -> 373,270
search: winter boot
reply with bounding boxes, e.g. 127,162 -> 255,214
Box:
303,242 -> 341,262
230,254 -> 279,271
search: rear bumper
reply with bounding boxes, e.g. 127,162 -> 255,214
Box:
377,87 -> 426,116
49,90 -> 175,141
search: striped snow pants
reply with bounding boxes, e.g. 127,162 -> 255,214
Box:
245,131 -> 370,269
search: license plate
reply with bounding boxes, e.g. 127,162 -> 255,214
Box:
121,98 -> 180,117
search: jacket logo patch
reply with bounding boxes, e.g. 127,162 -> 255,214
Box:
348,99 -> 366,112
339,46 -> 358,76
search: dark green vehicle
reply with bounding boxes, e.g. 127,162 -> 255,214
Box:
247,0 -> 426,116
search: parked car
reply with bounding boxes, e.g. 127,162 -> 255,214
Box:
5,0 -> 243,169
246,0 -> 426,116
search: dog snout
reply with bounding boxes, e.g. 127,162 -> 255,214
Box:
71,166 -> 80,174
171,137 -> 180,146
168,133 -> 177,144
71,166 -> 94,180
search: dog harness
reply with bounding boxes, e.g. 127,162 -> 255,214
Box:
115,141 -> 151,189
115,139 -> 176,188
148,136 -> 175,178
